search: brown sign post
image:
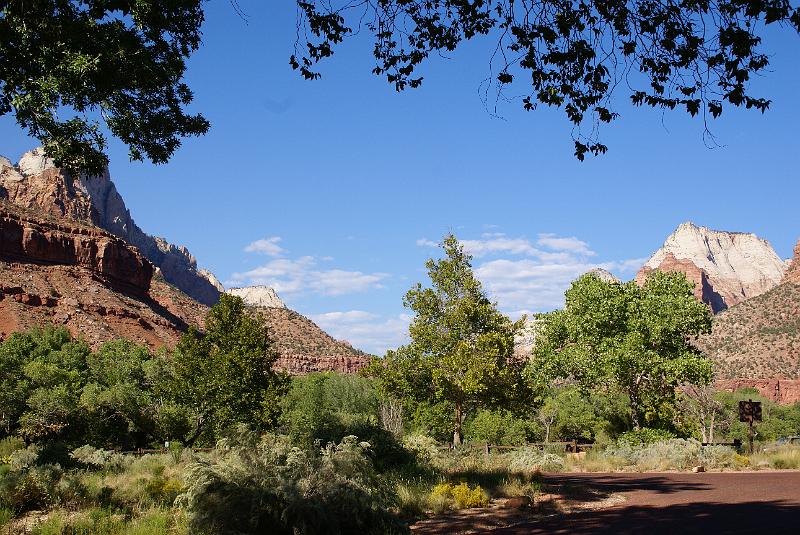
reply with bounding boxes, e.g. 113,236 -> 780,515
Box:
738,399 -> 762,454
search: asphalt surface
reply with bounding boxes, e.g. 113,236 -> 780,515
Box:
495,472 -> 800,535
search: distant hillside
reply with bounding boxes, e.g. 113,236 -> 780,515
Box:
0,149 -> 221,305
259,307 -> 373,374
225,286 -> 373,374
697,242 -> 800,380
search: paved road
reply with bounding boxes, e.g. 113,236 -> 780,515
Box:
495,472 -> 800,535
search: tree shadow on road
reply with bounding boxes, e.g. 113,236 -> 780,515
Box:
493,500 -> 800,534
542,473 -> 711,502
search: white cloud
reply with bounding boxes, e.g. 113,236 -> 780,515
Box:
475,256 -> 645,314
460,237 -> 541,257
229,257 -> 388,296
536,233 -> 595,256
416,238 -> 438,248
311,311 -> 411,355
417,233 -> 599,260
244,236 -> 285,257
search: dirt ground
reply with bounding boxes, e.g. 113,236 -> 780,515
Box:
411,471 -> 800,534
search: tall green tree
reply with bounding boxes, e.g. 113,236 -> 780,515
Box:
372,234 -> 527,445
169,294 -> 285,444
0,0 -> 208,173
0,327 -> 91,443
531,271 -> 713,430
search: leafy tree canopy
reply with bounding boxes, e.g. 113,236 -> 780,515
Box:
295,0 -> 800,159
169,294 -> 286,444
530,270 -> 713,429
371,234 -> 529,445
0,0 -> 208,173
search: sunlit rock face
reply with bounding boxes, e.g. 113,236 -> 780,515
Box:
0,148 -> 222,305
636,222 -> 786,312
227,286 -> 287,308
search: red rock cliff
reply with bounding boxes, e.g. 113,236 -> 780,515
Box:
0,203 -> 152,296
635,253 -> 727,312
715,379 -> 800,405
785,239 -> 800,285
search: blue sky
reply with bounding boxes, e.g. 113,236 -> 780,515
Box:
1,3 -> 799,354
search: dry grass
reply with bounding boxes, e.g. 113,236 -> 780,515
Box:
751,446 -> 800,469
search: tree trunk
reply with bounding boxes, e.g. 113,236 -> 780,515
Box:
544,421 -> 551,443
709,412 -> 715,444
629,382 -> 642,430
453,402 -> 463,446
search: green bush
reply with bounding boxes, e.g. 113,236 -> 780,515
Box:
70,445 -> 127,472
616,428 -> 676,446
2,465 -> 61,514
465,410 -> 532,446
0,507 -> 12,527
180,431 -> 408,535
0,437 -> 25,461
401,434 -> 439,464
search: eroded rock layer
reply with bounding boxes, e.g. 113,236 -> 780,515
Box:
0,202 -> 206,349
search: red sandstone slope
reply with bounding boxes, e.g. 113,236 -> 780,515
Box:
0,202 -> 206,349
0,149 -> 221,305
258,307 -> 373,374
696,238 -> 800,387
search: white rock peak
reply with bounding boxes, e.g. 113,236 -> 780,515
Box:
585,267 -> 620,283
645,221 -> 786,300
227,286 -> 286,308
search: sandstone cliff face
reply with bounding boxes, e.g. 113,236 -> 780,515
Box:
0,203 -> 152,295
228,286 -> 286,308
785,239 -> 800,285
0,149 -> 221,305
0,202 -> 206,349
636,222 -> 786,312
715,379 -> 800,405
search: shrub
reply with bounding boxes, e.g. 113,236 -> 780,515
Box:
3,465 -> 61,514
603,438 -> 707,471
450,482 -> 489,508
507,448 -> 565,473
698,446 -> 742,469
180,431 -> 408,534
401,434 -> 439,464
144,476 -> 185,506
465,410 -> 532,446
616,428 -> 676,447
0,507 -> 11,527
9,445 -> 40,471
427,482 -> 488,511
0,437 -> 25,462
70,445 -> 127,471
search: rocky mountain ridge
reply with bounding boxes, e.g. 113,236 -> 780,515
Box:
0,200 -> 206,348
0,149 -> 221,305
636,222 -> 786,312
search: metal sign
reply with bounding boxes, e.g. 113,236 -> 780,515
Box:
738,400 -> 763,422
